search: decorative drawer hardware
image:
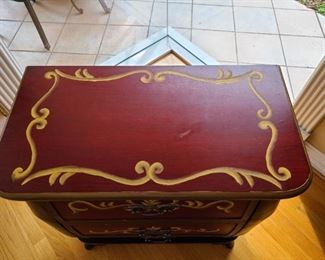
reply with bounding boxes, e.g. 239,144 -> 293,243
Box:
125,203 -> 179,216
68,200 -> 235,216
138,227 -> 172,243
89,226 -> 173,242
72,222 -> 237,238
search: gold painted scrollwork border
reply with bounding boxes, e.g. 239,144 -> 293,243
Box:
89,226 -> 221,235
68,200 -> 235,214
11,68 -> 292,190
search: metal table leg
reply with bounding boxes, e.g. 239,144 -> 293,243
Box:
98,0 -> 111,13
70,0 -> 83,14
23,0 -> 50,50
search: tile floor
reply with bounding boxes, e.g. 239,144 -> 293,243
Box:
0,0 -> 324,102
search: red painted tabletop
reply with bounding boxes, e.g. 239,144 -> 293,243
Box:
0,66 -> 311,200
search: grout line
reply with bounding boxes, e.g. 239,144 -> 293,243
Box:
51,54 -> 311,68
66,23 -> 149,28
15,20 -> 111,26
133,25 -> 191,30
47,1 -> 75,63
315,12 -> 325,38
0,4 -> 315,13
229,5 -> 274,10
11,49 -> 100,59
146,0 -> 156,37
0,19 -> 28,22
113,0 -> 317,12
284,65 -> 316,69
6,49 -> 318,69
4,0 -> 322,67
0,0 -> 316,24
7,4 -> 31,49
7,21 -> 23,48
189,26 -> 324,38
3,21 -> 324,38
231,0 -> 239,64
94,0 -> 115,65
222,5 -> 310,11
270,0 -> 294,99
190,0 -> 193,41
47,3 -> 74,63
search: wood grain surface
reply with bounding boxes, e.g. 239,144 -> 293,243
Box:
0,173 -> 323,260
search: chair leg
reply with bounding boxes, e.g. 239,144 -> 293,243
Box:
70,0 -> 83,14
98,0 -> 110,13
23,0 -> 50,50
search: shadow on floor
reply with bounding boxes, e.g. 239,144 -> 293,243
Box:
299,173 -> 325,254
75,242 -> 233,260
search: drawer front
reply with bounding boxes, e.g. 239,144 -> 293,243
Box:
53,199 -> 249,220
71,221 -> 236,240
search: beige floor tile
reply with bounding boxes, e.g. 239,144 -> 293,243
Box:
54,23 -> 106,54
47,53 -> 96,65
0,21 -> 21,46
237,33 -> 285,65
25,0 -> 72,23
193,5 -> 234,31
109,1 -> 152,26
11,51 -> 50,70
280,66 -> 294,103
192,29 -> 237,62
234,7 -> 277,34
151,3 -> 191,28
276,10 -> 323,37
99,25 -> 148,54
281,35 -> 325,67
272,0 -> 309,10
9,22 -> 63,51
95,54 -> 113,64
66,0 -> 112,24
148,26 -> 191,39
287,67 -> 315,99
237,62 -> 253,65
219,61 -> 238,65
157,0 -> 191,3
233,0 -> 272,8
0,0 -> 27,21
193,0 -> 232,5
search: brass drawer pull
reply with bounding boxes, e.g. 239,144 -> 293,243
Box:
125,203 -> 179,216
138,228 -> 172,243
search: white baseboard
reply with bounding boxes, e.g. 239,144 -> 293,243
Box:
305,142 -> 325,176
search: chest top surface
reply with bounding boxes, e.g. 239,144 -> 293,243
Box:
0,66 -> 311,200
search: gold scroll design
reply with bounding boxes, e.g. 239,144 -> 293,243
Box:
68,200 -> 235,214
11,68 -> 291,189
89,226 -> 220,235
